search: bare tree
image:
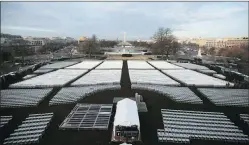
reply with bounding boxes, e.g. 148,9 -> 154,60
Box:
152,27 -> 177,59
78,34 -> 99,58
78,41 -> 85,54
88,34 -> 98,58
208,47 -> 216,56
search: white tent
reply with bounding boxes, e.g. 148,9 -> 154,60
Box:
120,143 -> 132,145
114,98 -> 140,127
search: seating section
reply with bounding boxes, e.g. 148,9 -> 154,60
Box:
213,74 -> 226,80
0,116 -> 12,128
198,88 -> 249,107
128,60 -> 154,69
197,69 -> 217,75
60,104 -> 113,130
173,63 -> 210,70
49,85 -> 120,105
4,113 -> 53,145
39,61 -> 78,69
66,61 -> 102,69
129,70 -> 180,86
23,74 -> 37,80
157,109 -> 249,144
240,114 -> 249,126
1,89 -> 52,108
132,84 -> 202,104
95,60 -> 123,69
71,70 -> 121,86
162,69 -> 233,87
148,61 -> 184,70
10,69 -> 87,88
33,68 -> 55,74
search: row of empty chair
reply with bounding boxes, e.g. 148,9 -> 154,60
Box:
0,62 -> 47,88
49,85 -> 121,105
1,89 -> 53,108
198,88 -> 249,107
65,60 -> 102,69
10,69 -> 88,88
22,74 -> 37,80
129,70 -> 180,86
71,70 -> 121,86
173,63 -> 210,70
157,109 -> 249,144
148,61 -> 184,70
4,113 -> 53,145
39,61 -> 79,69
162,69 -> 233,87
33,68 -> 55,74
0,116 -> 12,128
197,69 -> 217,75
240,114 -> 249,125
60,104 -> 113,130
132,84 -> 203,104
128,60 -> 154,69
95,60 -> 123,69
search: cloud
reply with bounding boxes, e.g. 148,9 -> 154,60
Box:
2,26 -> 56,32
1,2 -> 248,39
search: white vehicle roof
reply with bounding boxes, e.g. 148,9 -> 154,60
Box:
114,98 -> 140,127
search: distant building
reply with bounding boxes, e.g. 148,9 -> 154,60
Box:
1,33 -> 23,45
65,37 -> 76,43
24,37 -> 47,46
1,33 -> 22,40
78,36 -> 88,44
182,37 -> 249,48
78,36 -> 89,53
224,37 -> 249,48
50,37 -> 66,43
1,38 -> 7,44
23,37 -> 50,53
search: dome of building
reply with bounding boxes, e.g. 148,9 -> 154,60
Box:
79,36 -> 87,41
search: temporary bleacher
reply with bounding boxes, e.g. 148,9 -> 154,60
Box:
132,84 -> 203,104
49,85 -> 120,105
173,63 -> 210,70
10,69 -> 87,88
148,61 -> 184,70
4,113 -> 53,145
65,60 -> 102,69
1,89 -> 52,108
71,70 -> 121,86
39,61 -> 79,69
198,88 -> 249,107
23,74 -> 37,80
129,70 -> 180,86
128,60 -> 154,69
240,114 -> 249,126
162,69 -> 233,87
0,116 -> 12,128
33,68 -> 55,74
95,60 -> 123,69
157,109 -> 249,144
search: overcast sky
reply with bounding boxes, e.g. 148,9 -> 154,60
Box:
1,2 -> 248,40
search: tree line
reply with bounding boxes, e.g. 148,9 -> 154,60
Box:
78,27 -> 181,58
